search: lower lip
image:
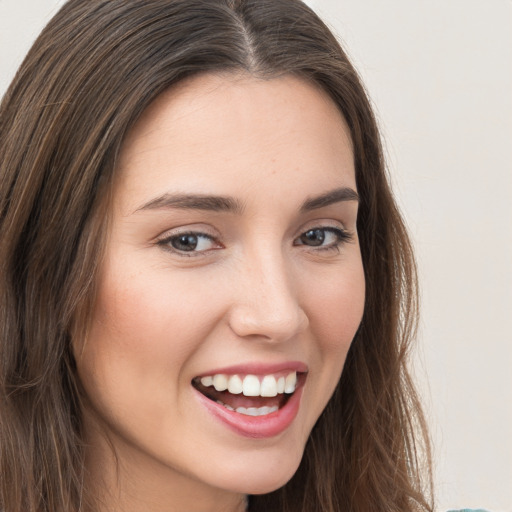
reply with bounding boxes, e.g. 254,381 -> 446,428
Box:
194,382 -> 304,439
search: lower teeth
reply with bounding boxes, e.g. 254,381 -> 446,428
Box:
216,401 -> 279,416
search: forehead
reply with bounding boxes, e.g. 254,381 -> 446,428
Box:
116,72 -> 355,212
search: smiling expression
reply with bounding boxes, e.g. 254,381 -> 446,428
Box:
75,73 -> 365,510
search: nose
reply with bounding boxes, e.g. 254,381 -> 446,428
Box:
227,249 -> 309,343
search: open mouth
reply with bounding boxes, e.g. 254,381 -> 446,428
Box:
192,371 -> 305,417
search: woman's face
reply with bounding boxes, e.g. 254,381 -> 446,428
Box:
75,73 -> 365,509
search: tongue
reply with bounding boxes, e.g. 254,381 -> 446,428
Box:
198,384 -> 285,409
216,390 -> 284,409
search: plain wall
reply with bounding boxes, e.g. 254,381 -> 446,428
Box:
1,1 -> 511,510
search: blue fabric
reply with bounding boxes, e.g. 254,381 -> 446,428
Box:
447,509 -> 490,512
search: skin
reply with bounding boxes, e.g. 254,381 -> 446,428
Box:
75,73 -> 365,512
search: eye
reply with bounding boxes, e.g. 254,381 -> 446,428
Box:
294,227 -> 352,250
158,231 -> 220,255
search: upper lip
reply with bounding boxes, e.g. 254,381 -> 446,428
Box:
194,361 -> 308,378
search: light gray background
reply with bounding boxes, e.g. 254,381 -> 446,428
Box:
1,1 -> 511,510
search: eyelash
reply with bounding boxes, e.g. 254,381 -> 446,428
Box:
293,227 -> 353,252
156,226 -> 353,257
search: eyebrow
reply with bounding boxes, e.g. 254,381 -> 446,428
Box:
136,193 -> 245,214
300,187 -> 359,212
135,186 -> 359,215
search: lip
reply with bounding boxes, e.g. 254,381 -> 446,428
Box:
193,362 -> 307,439
195,361 -> 308,378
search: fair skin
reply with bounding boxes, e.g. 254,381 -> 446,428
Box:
74,73 -> 365,512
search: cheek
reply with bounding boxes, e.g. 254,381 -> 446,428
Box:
74,266 -> 223,451
295,258 -> 365,436
85,266 -> 212,361
305,260 -> 365,358
75,259 -> 229,412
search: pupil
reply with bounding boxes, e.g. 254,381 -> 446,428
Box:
172,234 -> 198,251
302,229 -> 325,246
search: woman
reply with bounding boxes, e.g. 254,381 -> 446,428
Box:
0,1 -> 433,511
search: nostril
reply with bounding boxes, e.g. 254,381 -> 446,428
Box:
227,302 -> 308,341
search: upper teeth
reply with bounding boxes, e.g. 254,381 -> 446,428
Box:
200,372 -> 297,397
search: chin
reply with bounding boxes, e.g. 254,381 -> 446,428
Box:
217,448 -> 305,496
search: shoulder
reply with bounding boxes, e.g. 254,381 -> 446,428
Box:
447,509 -> 492,512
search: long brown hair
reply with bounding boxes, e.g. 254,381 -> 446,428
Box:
0,1 -> 433,511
